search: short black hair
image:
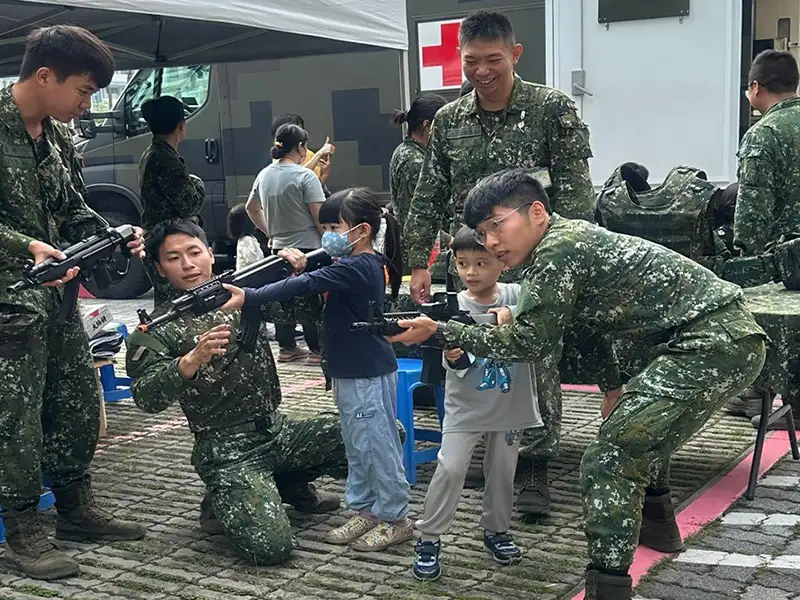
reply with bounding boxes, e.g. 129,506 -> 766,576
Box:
141,96 -> 185,135
459,80 -> 475,97
227,204 -> 255,239
318,193 -> 344,225
391,93 -> 447,133
20,25 -> 115,88
270,114 -> 305,139
146,219 -> 208,263
451,225 -> 486,255
459,10 -> 516,47
271,123 -> 309,160
749,49 -> 799,94
463,168 -> 551,229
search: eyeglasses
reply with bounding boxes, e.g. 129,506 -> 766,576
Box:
474,204 -> 531,245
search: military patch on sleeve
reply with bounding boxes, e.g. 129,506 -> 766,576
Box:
131,346 -> 149,362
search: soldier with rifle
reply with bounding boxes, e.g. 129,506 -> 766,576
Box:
0,25 -> 147,581
125,219 -> 347,565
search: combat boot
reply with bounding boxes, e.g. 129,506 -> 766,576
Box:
516,458 -> 551,516
281,482 -> 340,514
199,493 -> 225,535
2,505 -> 79,580
585,568 -> 632,600
52,475 -> 147,542
725,388 -> 762,418
639,490 -> 684,553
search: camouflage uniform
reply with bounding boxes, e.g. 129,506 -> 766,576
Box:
441,215 -> 766,571
732,96 -> 800,420
125,305 -> 348,565
733,97 -> 800,256
139,137 -> 206,306
403,77 -> 596,468
388,137 -> 427,226
0,86 -> 108,508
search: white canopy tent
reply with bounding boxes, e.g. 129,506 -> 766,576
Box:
0,0 -> 409,75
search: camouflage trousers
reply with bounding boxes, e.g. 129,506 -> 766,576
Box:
580,307 -> 766,571
191,411 -> 348,565
0,295 -> 100,507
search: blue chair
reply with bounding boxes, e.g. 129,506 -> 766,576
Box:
98,323 -> 132,403
395,358 -> 444,485
0,490 -> 55,544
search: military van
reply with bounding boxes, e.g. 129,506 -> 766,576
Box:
74,0 -> 548,298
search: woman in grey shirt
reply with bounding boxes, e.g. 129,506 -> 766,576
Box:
245,123 -> 325,363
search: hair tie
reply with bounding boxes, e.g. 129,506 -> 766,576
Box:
274,140 -> 283,148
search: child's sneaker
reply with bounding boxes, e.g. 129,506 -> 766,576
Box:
412,539 -> 441,581
278,346 -> 309,362
324,515 -> 376,545
483,532 -> 522,565
351,519 -> 413,552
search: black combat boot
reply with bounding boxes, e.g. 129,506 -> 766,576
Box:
639,490 -> 684,553
2,504 -> 79,580
198,492 -> 225,535
516,458 -> 551,516
52,475 -> 147,542
585,568 -> 633,600
281,482 -> 340,514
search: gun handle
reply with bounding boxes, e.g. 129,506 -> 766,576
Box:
237,306 -> 261,353
59,279 -> 80,325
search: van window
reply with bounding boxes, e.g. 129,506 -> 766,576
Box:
121,65 -> 212,138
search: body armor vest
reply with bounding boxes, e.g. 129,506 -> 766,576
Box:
596,165 -> 725,260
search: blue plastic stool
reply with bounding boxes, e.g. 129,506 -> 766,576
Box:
395,358 -> 445,485
0,490 -> 55,544
98,323 -> 132,402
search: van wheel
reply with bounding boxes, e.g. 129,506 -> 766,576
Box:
82,211 -> 152,299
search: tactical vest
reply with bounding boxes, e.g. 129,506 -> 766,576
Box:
596,165 -> 725,260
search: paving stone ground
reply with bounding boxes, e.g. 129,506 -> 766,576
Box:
0,294 -> 795,600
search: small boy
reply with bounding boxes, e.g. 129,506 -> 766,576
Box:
412,226 -> 543,581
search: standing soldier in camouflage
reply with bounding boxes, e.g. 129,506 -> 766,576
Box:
728,49 -> 800,428
0,26 -> 148,580
139,95 -> 206,306
125,220 -> 346,565
391,169 -> 767,600
404,9 -> 596,516
388,92 -> 447,225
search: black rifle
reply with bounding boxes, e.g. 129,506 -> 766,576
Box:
136,248 -> 331,353
350,251 -> 496,385
7,225 -> 136,324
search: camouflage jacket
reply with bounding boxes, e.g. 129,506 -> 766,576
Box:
444,215 -> 762,390
127,286 -> 325,432
403,76 -> 595,268
0,85 -> 107,317
734,96 -> 800,255
388,137 -> 426,225
126,309 -> 282,433
139,137 -> 205,230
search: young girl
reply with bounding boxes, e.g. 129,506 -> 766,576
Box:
317,193 -> 404,301
227,203 -> 265,270
222,188 -> 413,552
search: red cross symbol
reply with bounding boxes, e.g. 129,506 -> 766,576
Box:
421,22 -> 462,87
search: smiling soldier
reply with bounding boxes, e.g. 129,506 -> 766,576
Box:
403,9 -> 597,517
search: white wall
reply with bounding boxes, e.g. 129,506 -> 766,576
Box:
547,0 -> 742,186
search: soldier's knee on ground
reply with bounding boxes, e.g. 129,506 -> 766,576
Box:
235,532 -> 295,566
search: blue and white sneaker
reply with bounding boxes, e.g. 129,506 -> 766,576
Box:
412,539 -> 441,581
484,532 -> 522,565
